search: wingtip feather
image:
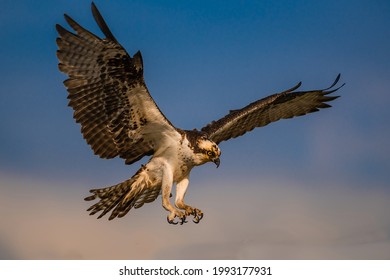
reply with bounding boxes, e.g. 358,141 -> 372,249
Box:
91,1 -> 118,43
63,14 -> 77,30
324,73 -> 342,90
283,81 -> 302,93
55,23 -> 68,36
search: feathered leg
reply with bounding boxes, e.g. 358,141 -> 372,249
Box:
160,166 -> 186,225
175,177 -> 203,223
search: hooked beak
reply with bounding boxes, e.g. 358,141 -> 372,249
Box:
212,157 -> 220,168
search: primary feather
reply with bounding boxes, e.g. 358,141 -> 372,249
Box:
201,75 -> 343,144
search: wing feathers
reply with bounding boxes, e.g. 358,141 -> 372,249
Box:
56,3 -> 178,164
201,75 -> 343,144
91,2 -> 119,43
283,81 -> 302,93
324,73 -> 341,90
63,14 -> 100,44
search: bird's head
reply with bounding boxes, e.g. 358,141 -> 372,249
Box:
195,136 -> 221,168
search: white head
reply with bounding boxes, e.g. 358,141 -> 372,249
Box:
194,136 -> 221,167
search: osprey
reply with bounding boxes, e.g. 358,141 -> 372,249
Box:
56,3 -> 343,224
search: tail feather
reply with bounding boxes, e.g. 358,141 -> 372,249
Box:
84,167 -> 161,220
85,178 -> 134,219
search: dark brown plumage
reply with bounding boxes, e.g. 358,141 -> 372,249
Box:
56,3 -> 175,165
202,75 -> 343,144
56,3 -> 343,224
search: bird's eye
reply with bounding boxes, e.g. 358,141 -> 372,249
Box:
207,151 -> 214,157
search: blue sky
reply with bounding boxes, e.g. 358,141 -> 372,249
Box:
0,0 -> 389,259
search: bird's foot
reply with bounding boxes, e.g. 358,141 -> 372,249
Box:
167,209 -> 187,225
185,207 -> 204,224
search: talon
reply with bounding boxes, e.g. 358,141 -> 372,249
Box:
193,216 -> 200,224
167,216 -> 178,225
192,210 -> 203,224
180,216 -> 187,225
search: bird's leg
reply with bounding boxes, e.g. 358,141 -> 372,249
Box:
161,173 -> 186,225
162,191 -> 186,225
175,178 -> 204,224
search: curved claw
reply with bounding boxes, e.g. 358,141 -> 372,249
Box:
167,216 -> 178,225
180,216 -> 187,225
167,215 -> 187,225
192,211 -> 204,224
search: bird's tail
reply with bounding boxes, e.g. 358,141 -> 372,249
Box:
84,165 -> 161,220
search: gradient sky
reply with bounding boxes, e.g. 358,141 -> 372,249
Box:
1,0 -> 389,259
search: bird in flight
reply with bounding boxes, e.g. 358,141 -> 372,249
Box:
56,2 -> 343,225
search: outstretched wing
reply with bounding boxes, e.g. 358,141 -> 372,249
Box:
201,75 -> 344,144
56,3 -> 177,164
